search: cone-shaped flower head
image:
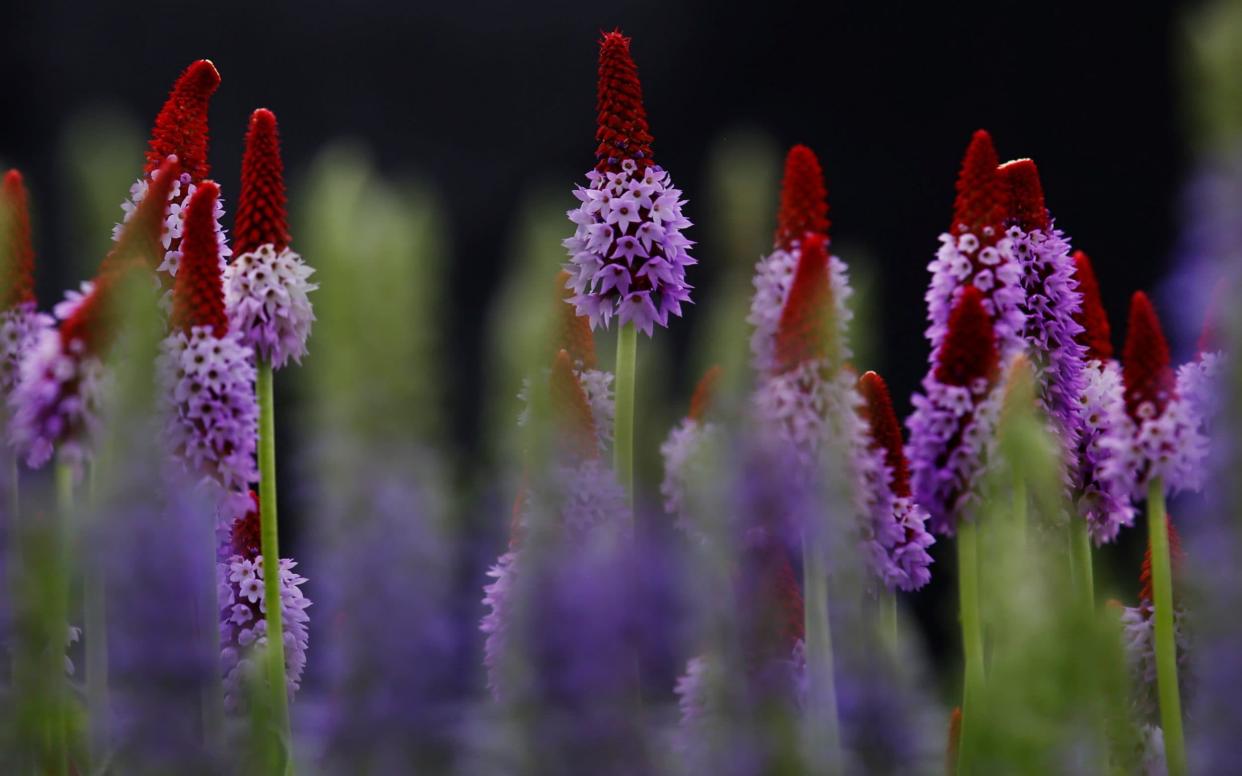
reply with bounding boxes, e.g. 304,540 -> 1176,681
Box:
907,285 -> 1007,533
952,130 -> 1008,240
563,31 -> 695,336
1104,292 -> 1208,500
0,170 -> 50,400
998,158 -> 1050,232
774,233 -> 839,374
555,270 -> 597,369
661,365 -> 723,527
144,60 -> 220,185
550,348 -> 601,462
217,492 -> 311,710
1072,250 -> 1114,362
223,109 -> 317,369
159,182 -> 259,491
9,158 -> 179,470
688,364 -> 721,423
774,145 -> 830,252
857,371 -> 935,591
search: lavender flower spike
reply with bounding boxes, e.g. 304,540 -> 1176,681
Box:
0,171 -> 53,403
563,31 -> 695,335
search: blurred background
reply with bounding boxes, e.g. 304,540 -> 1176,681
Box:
0,0 -> 1209,677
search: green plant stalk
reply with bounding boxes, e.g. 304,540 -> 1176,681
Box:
82,461 -> 110,770
613,324 -> 637,498
1147,477 -> 1186,776
1012,477 -> 1027,545
49,461 -> 73,776
802,537 -> 842,771
1069,516 -> 1095,613
257,361 -> 291,770
956,518 -> 985,774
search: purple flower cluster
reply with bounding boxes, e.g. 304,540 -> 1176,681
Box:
222,244 -> 317,368
1075,360 -> 1136,543
924,230 -> 1026,364
157,326 -> 258,491
748,246 -> 852,374
1102,396 -> 1209,501
563,159 -> 695,335
859,456 -> 935,592
1119,600 -> 1191,723
116,164 -> 231,283
659,415 -> 717,530
0,301 -> 51,400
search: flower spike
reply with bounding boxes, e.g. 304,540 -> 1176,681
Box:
774,233 -> 835,373
934,286 -> 998,388
144,60 -> 220,185
998,158 -> 1050,233
170,181 -> 228,336
774,144 -> 830,252
550,349 -> 601,461
1,170 -> 36,309
688,365 -> 722,423
661,365 -> 722,527
1071,250 -> 1113,362
858,371 -> 910,497
951,130 -> 1006,240
595,31 -> 654,173
233,109 -> 291,258
1121,292 -> 1175,422
554,270 -> 597,369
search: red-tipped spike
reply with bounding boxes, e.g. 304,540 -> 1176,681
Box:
228,491 -> 263,559
946,707 -> 963,775
934,286 -> 998,387
549,349 -> 599,460
234,108 -> 291,257
688,365 -> 723,423
1139,518 -> 1182,603
1,170 -> 36,309
595,31 -> 654,173
555,270 -> 597,369
858,371 -> 911,497
997,158 -> 1050,232
144,60 -> 220,183
102,157 -> 181,277
1121,292 -> 1175,421
774,145 -> 830,252
951,130 -> 1006,240
742,541 -> 805,660
1071,251 -> 1113,362
774,233 -> 834,372
170,181 -> 227,336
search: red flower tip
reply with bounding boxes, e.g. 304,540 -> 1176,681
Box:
687,365 -> 723,422
858,371 -> 911,497
1071,250 -> 1113,362
144,60 -> 220,183
555,270 -> 597,369
1,169 -> 37,309
1121,291 -> 1175,421
228,491 -> 263,560
934,285 -> 998,387
951,129 -> 1006,241
234,108 -> 291,257
1139,518 -> 1182,604
595,30 -> 654,173
997,158 -> 1050,232
102,156 -> 182,278
774,233 -> 835,372
774,144 -> 830,252
170,181 -> 228,336
946,707 -> 963,774
549,349 -> 600,460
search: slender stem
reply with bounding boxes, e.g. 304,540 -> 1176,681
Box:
956,519 -> 985,775
1069,516 -> 1095,613
49,461 -> 73,776
802,536 -> 842,771
1147,478 -> 1186,776
82,461 -> 110,770
257,361 -> 291,770
613,324 -> 637,499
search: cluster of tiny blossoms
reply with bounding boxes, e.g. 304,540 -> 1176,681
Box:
115,165 -> 231,282
925,229 -> 1025,358
749,244 -> 852,374
1075,360 -> 1137,543
222,244 -> 317,368
564,159 -> 695,335
0,302 -> 51,398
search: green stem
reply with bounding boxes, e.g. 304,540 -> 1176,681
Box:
257,361 -> 291,770
83,462 -> 110,769
802,536 -> 842,771
956,519 -> 985,775
1147,478 -> 1186,776
49,461 -> 73,776
1012,477 -> 1027,546
1069,516 -> 1095,613
613,324 -> 637,499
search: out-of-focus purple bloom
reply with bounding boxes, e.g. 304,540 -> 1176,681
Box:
1075,360 -> 1136,544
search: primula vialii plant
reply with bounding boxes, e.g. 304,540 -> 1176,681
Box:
563,30 -> 694,498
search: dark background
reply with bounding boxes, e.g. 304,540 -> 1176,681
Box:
0,0 -> 1195,672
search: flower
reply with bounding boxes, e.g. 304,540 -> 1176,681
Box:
857,371 -> 935,591
217,491 -> 311,711
0,170 -> 53,401
157,181 -> 258,491
907,285 -> 1005,534
223,109 -> 317,368
9,158 -> 179,471
563,32 -> 695,335
660,365 -> 722,528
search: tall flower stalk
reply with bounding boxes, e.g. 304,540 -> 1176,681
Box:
563,31 -> 694,497
224,108 -> 316,768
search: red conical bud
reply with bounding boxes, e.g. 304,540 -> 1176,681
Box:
234,108 -> 291,257
998,158 -> 1050,232
934,286 -> 998,387
774,233 -> 834,372
688,365 -> 723,423
774,144 -> 830,252
144,60 -> 220,184
1121,292 -> 1175,421
1139,518 -> 1182,604
951,130 -> 1006,241
1,169 -> 37,308
595,31 -> 654,173
1071,251 -> 1113,361
555,270 -> 596,369
170,181 -> 227,336
549,349 -> 599,460
858,371 -> 911,497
